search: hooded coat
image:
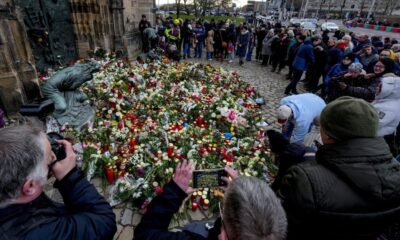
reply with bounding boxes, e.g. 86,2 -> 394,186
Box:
278,138 -> 400,240
372,74 -> 400,136
205,30 -> 215,52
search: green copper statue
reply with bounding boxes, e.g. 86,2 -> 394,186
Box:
42,61 -> 100,129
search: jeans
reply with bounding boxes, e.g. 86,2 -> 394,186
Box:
285,69 -> 303,93
227,52 -> 234,61
183,42 -> 190,56
183,42 -> 190,57
206,52 -> 213,60
196,42 -> 203,58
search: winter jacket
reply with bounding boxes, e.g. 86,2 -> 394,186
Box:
360,53 -> 379,69
287,41 -> 302,66
237,31 -> 250,58
135,180 -> 220,240
324,63 -> 350,93
205,30 -> 215,52
292,40 -> 315,71
324,47 -> 343,74
352,39 -> 372,53
328,73 -> 381,102
262,34 -> 275,56
139,20 -> 151,33
280,93 -> 326,143
372,74 -> 400,136
278,138 -> 400,240
194,26 -> 206,43
0,167 -> 117,240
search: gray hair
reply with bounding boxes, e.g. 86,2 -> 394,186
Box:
223,177 -> 287,240
0,121 -> 47,206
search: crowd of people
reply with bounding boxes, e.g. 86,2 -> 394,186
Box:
1,14 -> 400,240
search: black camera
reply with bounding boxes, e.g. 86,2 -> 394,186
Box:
47,132 -> 66,161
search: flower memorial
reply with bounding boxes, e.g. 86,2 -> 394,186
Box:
75,59 -> 276,213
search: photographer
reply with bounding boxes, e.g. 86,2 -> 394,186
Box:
0,122 -> 116,239
134,160 -> 287,240
328,62 -> 381,102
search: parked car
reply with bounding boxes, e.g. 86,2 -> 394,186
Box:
302,18 -> 318,25
321,22 -> 340,31
301,21 -> 317,32
290,18 -> 301,26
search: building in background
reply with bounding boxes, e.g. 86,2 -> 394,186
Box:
0,1 -> 40,114
306,0 -> 400,18
124,0 -> 155,31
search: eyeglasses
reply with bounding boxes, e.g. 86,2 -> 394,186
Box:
219,202 -> 231,240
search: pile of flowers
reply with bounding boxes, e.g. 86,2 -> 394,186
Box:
77,59 -> 276,211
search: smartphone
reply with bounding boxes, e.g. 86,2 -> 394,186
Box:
193,168 -> 228,188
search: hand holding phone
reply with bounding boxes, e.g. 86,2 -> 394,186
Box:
192,168 -> 228,188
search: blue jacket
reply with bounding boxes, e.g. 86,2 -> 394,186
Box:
0,167 -> 117,240
280,93 -> 326,143
194,27 -> 206,42
324,63 -> 349,93
292,40 -> 315,71
324,47 -> 343,74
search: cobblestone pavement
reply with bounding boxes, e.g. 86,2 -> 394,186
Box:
45,57 -> 306,240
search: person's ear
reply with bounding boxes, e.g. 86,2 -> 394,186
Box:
21,179 -> 40,196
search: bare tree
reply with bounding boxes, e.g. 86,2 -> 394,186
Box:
359,0 -> 367,18
176,0 -> 181,17
339,0 -> 346,19
182,0 -> 191,15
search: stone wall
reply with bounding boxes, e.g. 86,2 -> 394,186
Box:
0,4 -> 40,115
124,30 -> 142,60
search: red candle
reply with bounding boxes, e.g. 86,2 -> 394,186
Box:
191,202 -> 198,211
105,167 -> 114,183
167,144 -> 174,158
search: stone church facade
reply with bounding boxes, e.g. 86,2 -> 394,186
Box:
0,0 -> 152,115
0,2 -> 40,114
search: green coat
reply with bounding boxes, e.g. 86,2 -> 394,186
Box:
278,138 -> 400,240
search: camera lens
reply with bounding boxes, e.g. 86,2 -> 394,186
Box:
47,132 -> 66,161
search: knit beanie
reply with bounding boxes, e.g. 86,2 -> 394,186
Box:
348,63 -> 363,72
320,97 -> 378,141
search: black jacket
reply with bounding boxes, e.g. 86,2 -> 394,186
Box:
278,138 -> 400,240
328,73 -> 381,102
0,167 -> 116,240
134,180 -> 220,240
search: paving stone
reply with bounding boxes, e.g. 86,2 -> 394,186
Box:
117,226 -> 133,240
121,209 -> 133,226
132,213 -> 142,226
113,224 -> 123,240
113,209 -> 122,223
188,209 -> 206,221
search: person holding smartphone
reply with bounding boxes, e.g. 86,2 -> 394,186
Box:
134,161 -> 287,240
0,121 -> 116,239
